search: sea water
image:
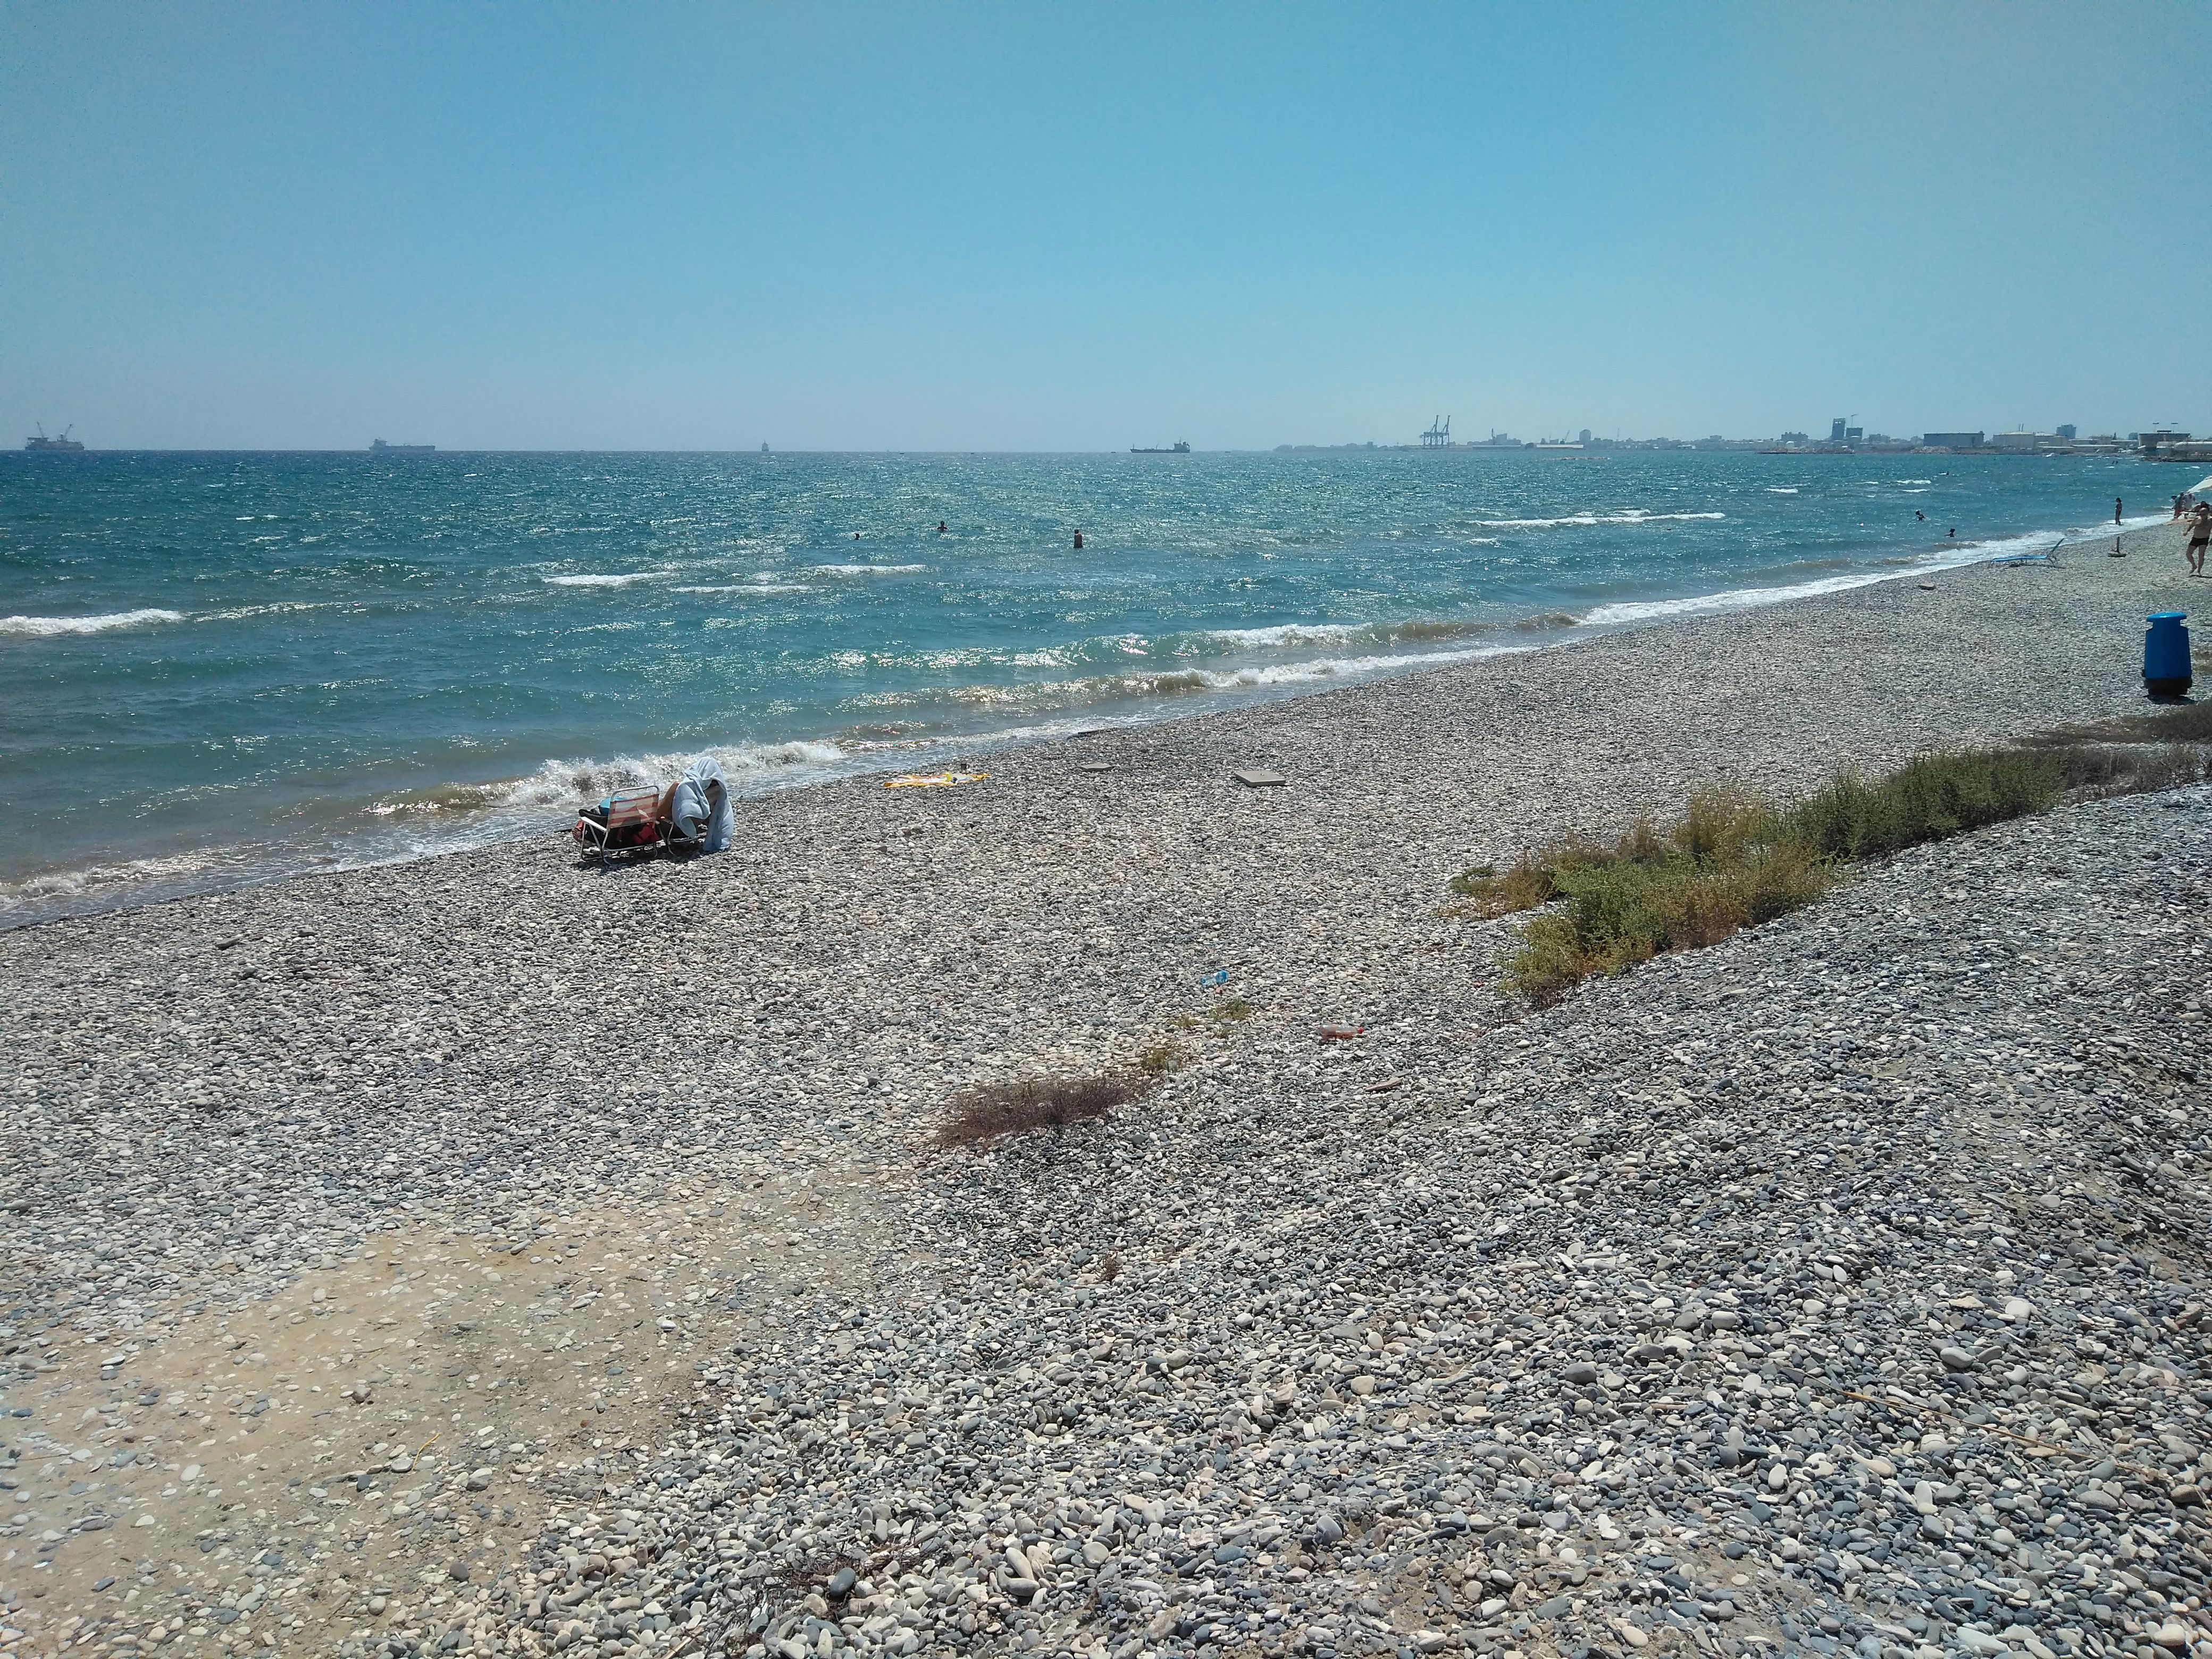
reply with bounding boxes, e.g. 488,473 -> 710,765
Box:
0,447 -> 2181,925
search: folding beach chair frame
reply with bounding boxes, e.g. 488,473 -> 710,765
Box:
574,787 -> 665,861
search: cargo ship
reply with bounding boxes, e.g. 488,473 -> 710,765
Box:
24,425 -> 85,453
1131,441 -> 1190,454
370,439 -> 434,454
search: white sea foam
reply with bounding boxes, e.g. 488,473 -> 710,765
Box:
1083,644 -> 1526,699
1476,510 -> 1726,529
1766,487 -> 1799,493
672,583 -> 811,595
809,563 -> 927,576
1197,617 -> 1510,651
0,608 -> 186,638
1577,529 -> 2081,627
1581,574 -> 1912,626
203,601 -> 348,622
1187,644 -> 1525,688
0,849 -> 221,910
1202,622 -> 1363,648
541,571 -> 665,588
489,740 -> 853,810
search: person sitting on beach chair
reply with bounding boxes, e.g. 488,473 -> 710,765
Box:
657,756 -> 733,851
574,756 -> 732,858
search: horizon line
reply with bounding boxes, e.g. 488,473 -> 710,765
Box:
4,438 -> 2174,457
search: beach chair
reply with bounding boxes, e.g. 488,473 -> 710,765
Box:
573,787 -> 664,859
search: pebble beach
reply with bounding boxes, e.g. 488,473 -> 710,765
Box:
4,518 -> 2209,1659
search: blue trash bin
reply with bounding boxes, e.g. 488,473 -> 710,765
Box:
2144,611 -> 2191,699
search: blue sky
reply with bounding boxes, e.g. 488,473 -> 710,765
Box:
4,2 -> 2206,450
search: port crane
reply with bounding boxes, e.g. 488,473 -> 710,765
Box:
1420,416 -> 1452,448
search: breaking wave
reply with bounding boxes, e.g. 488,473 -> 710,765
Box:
673,583 -> 812,595
809,563 -> 927,576
541,571 -> 666,588
1575,521 -> 2116,627
852,643 -> 1534,717
1204,622 -> 1358,646
0,849 -> 220,904
1194,616 -> 1555,652
1165,646 -> 1518,689
1,608 -> 186,638
1476,510 -> 1727,530
364,741 -> 853,823
1582,574 -> 1922,626
0,850 -> 229,922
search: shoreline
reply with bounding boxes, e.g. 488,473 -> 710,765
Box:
0,514 -> 2176,936
3,512 -> 2207,1657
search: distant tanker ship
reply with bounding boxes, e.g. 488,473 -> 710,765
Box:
24,424 -> 85,453
1130,440 -> 1190,454
370,439 -> 434,454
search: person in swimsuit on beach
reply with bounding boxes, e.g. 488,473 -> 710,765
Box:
2188,504 -> 2211,576
2116,497 -> 2124,526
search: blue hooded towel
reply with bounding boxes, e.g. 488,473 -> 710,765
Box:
667,755 -> 733,852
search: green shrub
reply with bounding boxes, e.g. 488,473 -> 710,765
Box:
2049,743 -> 2211,795
1448,853 -> 1560,916
1501,830 -> 1832,1008
1135,1041 -> 1187,1077
1468,723 -> 2209,1008
1789,750 -> 2063,860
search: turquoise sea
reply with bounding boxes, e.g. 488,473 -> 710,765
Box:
0,448 -> 2182,926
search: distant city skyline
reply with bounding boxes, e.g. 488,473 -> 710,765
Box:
7,424 -> 2179,454
4,3 -> 2206,451
13,413 -> 2186,456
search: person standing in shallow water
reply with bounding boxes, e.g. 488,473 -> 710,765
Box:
1073,529 -> 1084,550
2116,497 -> 2124,526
